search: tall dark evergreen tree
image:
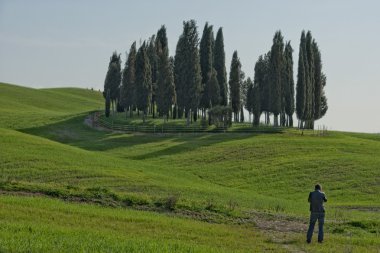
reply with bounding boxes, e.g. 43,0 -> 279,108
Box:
269,31 -> 284,127
245,78 -> 254,123
312,39 -> 328,123
147,35 -> 158,118
229,51 -> 241,122
312,40 -> 322,121
252,83 -> 261,126
296,31 -> 328,129
296,31 -> 307,127
104,52 -> 122,114
240,71 -> 248,123
199,23 -> 215,115
174,29 -> 186,119
135,42 -> 152,123
156,26 -> 176,121
319,74 -> 328,119
214,28 -> 228,106
304,31 -> 315,129
174,20 -> 202,125
254,53 -> 270,124
120,42 -> 137,117
207,69 -> 220,107
283,42 -> 295,127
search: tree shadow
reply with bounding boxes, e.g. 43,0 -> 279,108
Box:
21,113 -> 282,159
130,133 -> 257,160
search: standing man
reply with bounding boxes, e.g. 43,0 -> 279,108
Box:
306,184 -> 327,243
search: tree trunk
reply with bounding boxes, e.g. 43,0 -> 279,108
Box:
186,109 -> 190,126
274,114 -> 279,127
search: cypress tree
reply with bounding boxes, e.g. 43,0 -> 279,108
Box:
240,106 -> 244,122
240,71 -> 249,123
269,31 -> 284,127
283,42 -> 295,127
207,69 -> 220,107
147,35 -> 158,117
304,31 -> 315,129
120,42 -> 137,117
252,83 -> 261,126
199,23 -> 215,114
174,20 -> 202,125
255,54 -> 270,124
229,51 -> 241,122
312,40 -> 322,121
245,77 -> 254,122
296,31 -> 307,128
174,28 -> 185,119
104,52 -> 122,114
214,28 -> 228,106
135,42 -> 152,123
319,74 -> 328,118
105,89 -> 111,117
103,52 -> 121,98
156,26 -> 176,121
312,40 -> 328,122
297,30 -> 329,129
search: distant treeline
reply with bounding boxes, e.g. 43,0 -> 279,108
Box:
103,20 -> 327,129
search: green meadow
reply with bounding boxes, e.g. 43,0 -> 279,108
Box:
0,82 -> 379,252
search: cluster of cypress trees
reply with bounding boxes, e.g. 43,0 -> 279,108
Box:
104,20 -> 228,125
245,31 -> 295,127
118,28 -> 175,123
103,20 -> 328,129
296,31 -> 328,129
244,30 -> 327,128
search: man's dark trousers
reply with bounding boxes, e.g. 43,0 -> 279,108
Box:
307,212 -> 324,242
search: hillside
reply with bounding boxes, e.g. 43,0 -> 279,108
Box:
0,83 -> 379,252
0,82 -> 103,129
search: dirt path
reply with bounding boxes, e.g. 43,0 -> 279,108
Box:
250,211 -> 308,252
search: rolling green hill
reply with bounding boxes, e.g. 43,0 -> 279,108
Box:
0,82 -> 103,129
0,82 -> 379,252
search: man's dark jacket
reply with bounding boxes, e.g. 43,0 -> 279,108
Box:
308,190 -> 327,212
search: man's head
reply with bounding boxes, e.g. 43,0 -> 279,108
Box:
315,184 -> 322,191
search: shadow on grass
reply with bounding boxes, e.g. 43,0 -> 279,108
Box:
22,113 -> 282,159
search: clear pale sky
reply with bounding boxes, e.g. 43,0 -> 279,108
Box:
0,0 -> 379,133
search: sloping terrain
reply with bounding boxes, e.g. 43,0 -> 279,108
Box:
0,82 -> 379,252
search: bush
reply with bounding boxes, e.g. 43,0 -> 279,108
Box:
208,106 -> 232,128
164,195 -> 179,211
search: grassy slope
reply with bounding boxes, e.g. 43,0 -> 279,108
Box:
0,82 -> 103,129
1,83 -> 379,252
0,195 -> 283,253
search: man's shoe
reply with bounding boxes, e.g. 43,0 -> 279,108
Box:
306,240 -> 311,244
318,241 -> 323,243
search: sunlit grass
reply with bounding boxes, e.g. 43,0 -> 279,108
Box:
1,83 -> 379,252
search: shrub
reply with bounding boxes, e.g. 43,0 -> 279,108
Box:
164,195 -> 179,211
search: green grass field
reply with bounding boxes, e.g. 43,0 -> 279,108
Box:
0,82 -> 379,252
